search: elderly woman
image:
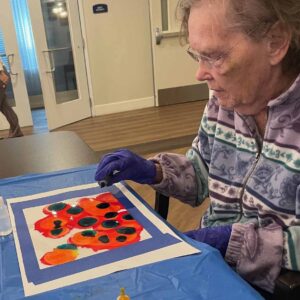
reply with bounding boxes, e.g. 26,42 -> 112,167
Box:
95,0 -> 300,293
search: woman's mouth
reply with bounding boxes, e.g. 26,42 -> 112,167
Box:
211,89 -> 225,97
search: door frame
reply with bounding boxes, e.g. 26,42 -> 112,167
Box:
78,0 -> 95,116
27,0 -> 91,130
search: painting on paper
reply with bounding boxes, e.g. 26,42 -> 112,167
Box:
33,192 -> 145,266
7,182 -> 199,296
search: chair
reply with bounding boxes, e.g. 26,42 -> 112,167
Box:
154,191 -> 300,300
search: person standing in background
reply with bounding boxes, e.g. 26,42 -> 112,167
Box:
0,57 -> 23,138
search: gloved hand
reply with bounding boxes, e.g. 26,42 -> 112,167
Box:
185,225 -> 232,257
95,149 -> 157,185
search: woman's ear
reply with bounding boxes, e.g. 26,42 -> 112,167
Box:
266,21 -> 291,66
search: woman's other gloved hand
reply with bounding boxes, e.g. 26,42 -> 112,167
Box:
94,149 -> 157,185
185,225 -> 232,257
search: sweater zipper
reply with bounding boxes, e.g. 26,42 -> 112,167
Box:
237,150 -> 261,221
236,111 -> 267,221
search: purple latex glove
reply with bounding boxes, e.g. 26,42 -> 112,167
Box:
95,149 -> 156,185
185,225 -> 232,257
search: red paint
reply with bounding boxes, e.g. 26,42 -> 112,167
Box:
34,192 -> 144,266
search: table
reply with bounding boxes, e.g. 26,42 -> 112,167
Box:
0,131 -> 98,179
0,164 -> 263,300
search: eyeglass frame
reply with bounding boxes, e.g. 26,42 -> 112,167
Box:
186,46 -> 232,69
186,20 -> 274,69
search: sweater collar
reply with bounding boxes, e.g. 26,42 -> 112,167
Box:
267,72 -> 300,107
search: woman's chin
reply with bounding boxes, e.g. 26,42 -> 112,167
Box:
215,94 -> 257,115
216,96 -> 235,110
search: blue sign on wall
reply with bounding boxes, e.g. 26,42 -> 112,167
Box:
93,4 -> 108,14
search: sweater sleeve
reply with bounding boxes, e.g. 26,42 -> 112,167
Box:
225,222 -> 283,293
149,105 -> 210,205
149,133 -> 210,207
150,152 -> 199,206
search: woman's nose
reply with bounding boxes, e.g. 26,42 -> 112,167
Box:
195,62 -> 213,82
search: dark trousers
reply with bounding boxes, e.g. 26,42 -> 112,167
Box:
0,90 -> 23,138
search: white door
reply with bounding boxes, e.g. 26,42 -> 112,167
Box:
27,0 -> 91,130
0,0 -> 33,130
149,0 -> 208,106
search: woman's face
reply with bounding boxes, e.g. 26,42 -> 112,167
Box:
188,2 -> 276,115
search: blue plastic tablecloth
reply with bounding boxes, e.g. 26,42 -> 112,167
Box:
0,164 -> 263,300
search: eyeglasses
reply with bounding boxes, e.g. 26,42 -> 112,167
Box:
186,46 -> 230,69
187,21 -> 274,69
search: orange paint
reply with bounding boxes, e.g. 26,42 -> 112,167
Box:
95,193 -> 119,203
69,227 -> 141,251
41,246 -> 78,265
35,192 -> 144,266
78,197 -> 123,216
34,215 -> 70,238
117,212 -> 143,232
68,230 -> 98,247
69,215 -> 101,229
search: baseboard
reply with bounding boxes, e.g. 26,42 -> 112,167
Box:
158,83 -> 209,106
93,96 -> 154,116
29,94 -> 44,109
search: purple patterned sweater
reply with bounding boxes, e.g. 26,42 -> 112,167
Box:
151,73 -> 300,292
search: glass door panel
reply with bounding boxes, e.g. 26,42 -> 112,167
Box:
40,0 -> 78,104
28,0 -> 91,130
11,0 -> 44,110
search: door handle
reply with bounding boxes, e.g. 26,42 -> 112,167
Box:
42,49 -> 56,73
6,54 -> 18,76
155,28 -> 163,45
42,47 -> 72,73
155,27 -> 180,45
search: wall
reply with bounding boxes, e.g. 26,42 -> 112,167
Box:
81,0 -> 155,116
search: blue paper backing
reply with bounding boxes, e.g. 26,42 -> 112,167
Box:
10,184 -> 180,285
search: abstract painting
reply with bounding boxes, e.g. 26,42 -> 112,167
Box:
7,182 -> 199,296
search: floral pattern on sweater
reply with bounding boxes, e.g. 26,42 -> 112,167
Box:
151,73 -> 300,292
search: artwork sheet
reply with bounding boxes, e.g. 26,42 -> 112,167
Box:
7,182 -> 200,296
